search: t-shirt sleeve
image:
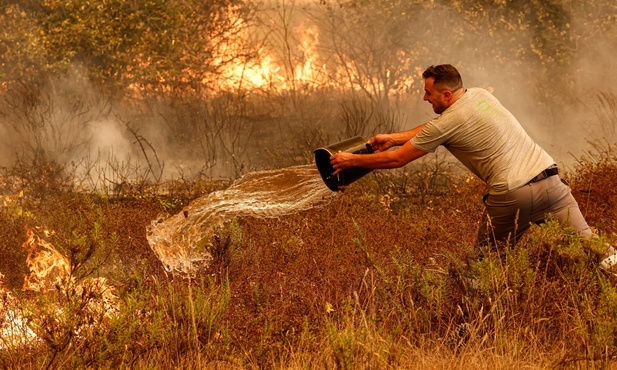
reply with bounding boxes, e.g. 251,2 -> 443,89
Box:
410,119 -> 451,153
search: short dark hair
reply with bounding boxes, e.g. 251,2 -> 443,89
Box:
422,64 -> 463,92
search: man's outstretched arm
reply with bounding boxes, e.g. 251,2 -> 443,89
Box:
368,124 -> 427,152
330,140 -> 428,174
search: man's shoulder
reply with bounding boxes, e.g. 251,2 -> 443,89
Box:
459,88 -> 503,112
466,87 -> 493,99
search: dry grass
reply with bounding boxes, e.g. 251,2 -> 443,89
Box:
1,143 -> 617,369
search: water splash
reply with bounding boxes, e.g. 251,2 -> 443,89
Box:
146,164 -> 335,275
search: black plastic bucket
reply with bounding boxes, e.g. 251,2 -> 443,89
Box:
314,136 -> 374,191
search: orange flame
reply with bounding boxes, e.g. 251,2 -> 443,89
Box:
0,273 -> 38,349
21,226 -> 118,320
215,22 -> 338,92
22,227 -> 71,292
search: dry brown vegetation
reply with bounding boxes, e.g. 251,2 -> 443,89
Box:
1,1 -> 616,368
0,144 -> 617,369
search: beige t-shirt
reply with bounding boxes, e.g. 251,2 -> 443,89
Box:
411,88 -> 554,195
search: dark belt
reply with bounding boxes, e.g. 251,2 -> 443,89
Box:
527,165 -> 559,184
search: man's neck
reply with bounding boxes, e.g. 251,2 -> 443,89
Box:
450,87 -> 466,104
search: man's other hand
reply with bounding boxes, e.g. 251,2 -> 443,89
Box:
368,134 -> 396,152
330,151 -> 354,175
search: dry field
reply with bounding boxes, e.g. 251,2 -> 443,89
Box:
0,143 -> 617,369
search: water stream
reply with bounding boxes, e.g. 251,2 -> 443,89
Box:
146,164 -> 335,275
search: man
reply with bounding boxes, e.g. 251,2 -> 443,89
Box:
330,64 -> 615,269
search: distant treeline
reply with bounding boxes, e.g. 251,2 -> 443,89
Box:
1,0 -> 615,100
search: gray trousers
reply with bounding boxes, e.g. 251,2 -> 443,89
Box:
475,175 -> 592,253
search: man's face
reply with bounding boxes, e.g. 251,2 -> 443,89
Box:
423,77 -> 448,114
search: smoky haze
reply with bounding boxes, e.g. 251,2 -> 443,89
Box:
0,0 -> 615,189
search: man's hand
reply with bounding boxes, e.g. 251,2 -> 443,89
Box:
368,134 -> 397,152
330,151 -> 355,175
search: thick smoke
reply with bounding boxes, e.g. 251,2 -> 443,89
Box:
0,72 -> 139,189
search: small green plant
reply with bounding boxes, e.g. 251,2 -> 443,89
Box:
210,219 -> 243,277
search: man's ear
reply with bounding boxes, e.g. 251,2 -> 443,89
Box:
442,90 -> 452,100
